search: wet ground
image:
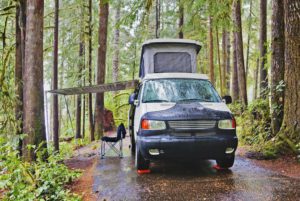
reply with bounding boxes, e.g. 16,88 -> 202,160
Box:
93,137 -> 300,201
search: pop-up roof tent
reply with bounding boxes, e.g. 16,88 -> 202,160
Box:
139,39 -> 201,78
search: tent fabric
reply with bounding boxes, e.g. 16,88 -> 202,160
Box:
139,39 -> 201,78
154,52 -> 192,73
47,80 -> 138,95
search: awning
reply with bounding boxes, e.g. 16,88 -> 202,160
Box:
47,80 -> 139,95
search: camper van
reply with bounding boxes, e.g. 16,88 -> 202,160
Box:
128,39 -> 238,171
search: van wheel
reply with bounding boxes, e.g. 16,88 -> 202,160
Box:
135,143 -> 150,170
216,155 -> 235,168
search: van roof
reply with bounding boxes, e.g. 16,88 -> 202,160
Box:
142,39 -> 201,53
143,73 -> 209,80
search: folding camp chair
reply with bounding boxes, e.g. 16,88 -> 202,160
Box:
100,123 -> 126,159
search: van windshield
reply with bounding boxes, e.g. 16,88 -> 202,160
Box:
142,79 -> 221,103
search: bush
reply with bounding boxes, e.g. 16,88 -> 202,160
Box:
0,137 -> 81,201
230,99 -> 280,158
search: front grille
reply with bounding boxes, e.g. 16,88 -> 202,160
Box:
168,120 -> 216,130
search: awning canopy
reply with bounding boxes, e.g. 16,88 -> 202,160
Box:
47,80 -> 139,95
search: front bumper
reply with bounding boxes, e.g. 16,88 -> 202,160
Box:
138,133 -> 238,161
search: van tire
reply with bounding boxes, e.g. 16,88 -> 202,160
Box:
216,155 -> 235,168
135,143 -> 150,170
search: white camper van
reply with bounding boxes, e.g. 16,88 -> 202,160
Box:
128,39 -> 237,171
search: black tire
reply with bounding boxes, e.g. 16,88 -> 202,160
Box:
216,155 -> 235,168
135,142 -> 150,170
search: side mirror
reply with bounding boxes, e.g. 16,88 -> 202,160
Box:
222,95 -> 232,104
128,93 -> 136,105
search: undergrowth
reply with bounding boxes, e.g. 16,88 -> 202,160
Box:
0,136 -> 82,201
230,99 -> 300,160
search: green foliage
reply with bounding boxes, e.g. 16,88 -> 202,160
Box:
0,138 -> 81,201
232,99 -> 300,159
230,99 -> 280,158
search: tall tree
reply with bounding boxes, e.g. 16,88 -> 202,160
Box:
178,0 -> 184,38
112,3 -> 120,83
15,0 -> 26,154
22,0 -> 46,161
245,0 -> 253,77
281,0 -> 300,138
222,30 -> 228,94
253,58 -> 259,99
225,31 -> 231,92
88,0 -> 95,141
95,1 -> 109,139
75,38 -> 84,139
216,27 -> 223,95
259,0 -> 268,97
270,0 -> 285,135
231,32 -> 239,101
155,0 -> 160,38
52,0 -> 59,151
208,16 -> 214,85
233,0 -> 247,106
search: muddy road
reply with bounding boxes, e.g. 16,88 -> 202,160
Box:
92,139 -> 300,201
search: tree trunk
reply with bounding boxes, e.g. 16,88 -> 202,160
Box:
95,1 -> 109,139
75,41 -> 84,139
281,0 -> 300,134
216,27 -> 223,95
88,0 -> 95,141
226,32 -> 231,92
52,0 -> 59,151
82,94 -> 86,139
245,0 -> 253,77
216,27 -> 224,96
231,32 -> 239,102
22,0 -> 46,161
271,0 -> 285,135
155,0 -> 160,38
208,16 -> 214,85
15,0 -> 26,154
222,30 -> 227,94
233,0 -> 248,106
178,0 -> 184,38
112,4 -> 120,83
254,58 -> 259,100
259,0 -> 268,98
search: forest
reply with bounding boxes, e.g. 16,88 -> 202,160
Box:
0,0 -> 299,200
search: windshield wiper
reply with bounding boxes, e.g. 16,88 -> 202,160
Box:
144,99 -> 169,103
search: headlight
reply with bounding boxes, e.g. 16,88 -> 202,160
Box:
141,119 -> 166,130
218,119 -> 236,129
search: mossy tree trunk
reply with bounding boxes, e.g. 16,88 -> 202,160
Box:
271,0 -> 285,135
88,0 -> 95,141
22,0 -> 46,162
15,0 -> 26,154
259,0 -> 268,98
95,1 -> 109,139
281,0 -> 300,137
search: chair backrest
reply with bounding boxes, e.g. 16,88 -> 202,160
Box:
117,123 -> 126,140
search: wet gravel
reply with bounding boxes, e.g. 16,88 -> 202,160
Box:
93,139 -> 300,201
